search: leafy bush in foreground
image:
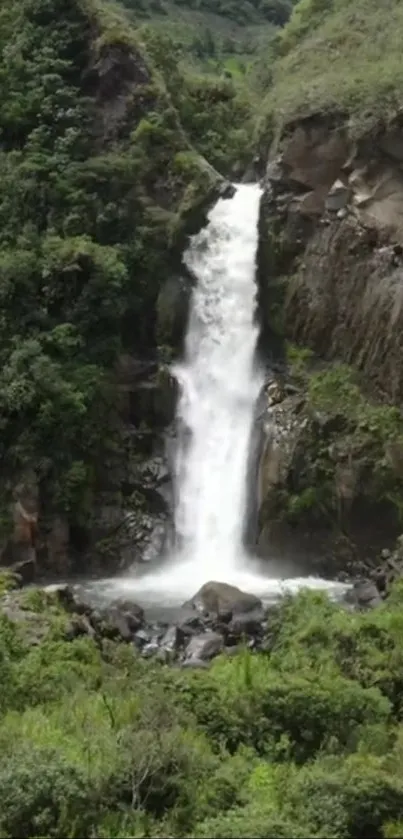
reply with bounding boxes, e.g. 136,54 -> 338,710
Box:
2,586 -> 403,836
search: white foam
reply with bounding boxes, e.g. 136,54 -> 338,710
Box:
99,560 -> 349,607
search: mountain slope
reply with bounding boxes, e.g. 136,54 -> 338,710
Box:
0,0 -> 225,573
265,0 -> 403,131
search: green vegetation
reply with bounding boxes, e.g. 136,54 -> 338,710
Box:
0,0 -> 222,540
141,28 -> 255,174
264,0 -> 403,130
123,0 -> 296,28
3,585 -> 403,836
280,351 -> 403,531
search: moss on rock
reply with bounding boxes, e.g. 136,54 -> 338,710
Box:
258,352 -> 403,570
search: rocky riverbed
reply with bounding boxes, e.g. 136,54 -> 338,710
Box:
1,572 -> 399,665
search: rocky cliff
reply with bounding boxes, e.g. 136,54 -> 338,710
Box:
264,114 -> 403,400
255,0 -> 403,576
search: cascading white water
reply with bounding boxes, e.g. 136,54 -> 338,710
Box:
100,183 -> 349,605
172,183 -> 264,576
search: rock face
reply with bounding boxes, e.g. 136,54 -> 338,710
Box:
260,112 -> 403,402
255,111 -> 403,574
253,366 -> 403,576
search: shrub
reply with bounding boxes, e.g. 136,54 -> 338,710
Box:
0,746 -> 94,838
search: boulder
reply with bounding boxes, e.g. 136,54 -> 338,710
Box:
176,609 -> 204,634
133,628 -> 150,648
142,640 -> 160,658
96,608 -> 133,641
345,579 -> 382,609
227,611 -> 265,640
184,631 -> 224,662
43,583 -> 76,609
159,624 -> 184,654
64,614 -> 96,641
108,598 -> 144,629
185,581 -> 262,616
91,598 -> 144,642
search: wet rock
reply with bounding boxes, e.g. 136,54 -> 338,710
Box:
185,581 -> 262,616
345,579 -> 382,609
142,640 -> 160,658
127,368 -> 177,430
176,609 -> 204,632
67,594 -> 94,617
90,598 -> 144,641
160,624 -> 184,654
133,628 -> 150,649
217,608 -> 233,624
210,619 -> 231,639
266,157 -> 290,189
227,610 -> 264,640
0,471 -> 39,573
218,181 -> 236,200
65,614 -> 96,641
184,631 -> 224,662
371,566 -> 389,594
109,598 -> 144,629
266,381 -> 284,406
156,275 -> 191,354
44,583 -> 76,609
132,456 -> 172,514
94,607 -> 133,641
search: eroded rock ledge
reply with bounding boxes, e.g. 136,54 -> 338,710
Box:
259,112 -> 403,402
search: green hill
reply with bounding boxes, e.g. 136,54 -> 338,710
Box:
264,0 -> 403,132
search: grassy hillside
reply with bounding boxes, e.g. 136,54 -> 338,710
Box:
120,0 -> 298,91
264,0 -> 403,131
122,0 -> 275,69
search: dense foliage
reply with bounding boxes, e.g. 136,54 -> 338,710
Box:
141,28 -> 256,175
277,350 -> 403,533
0,0 -> 220,536
123,0 -> 297,27
3,584 -> 403,837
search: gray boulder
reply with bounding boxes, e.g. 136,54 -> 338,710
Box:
185,581 -> 262,616
184,631 -> 224,662
345,579 -> 382,610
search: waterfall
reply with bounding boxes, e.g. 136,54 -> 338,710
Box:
171,183 -> 264,574
99,183 -> 349,606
